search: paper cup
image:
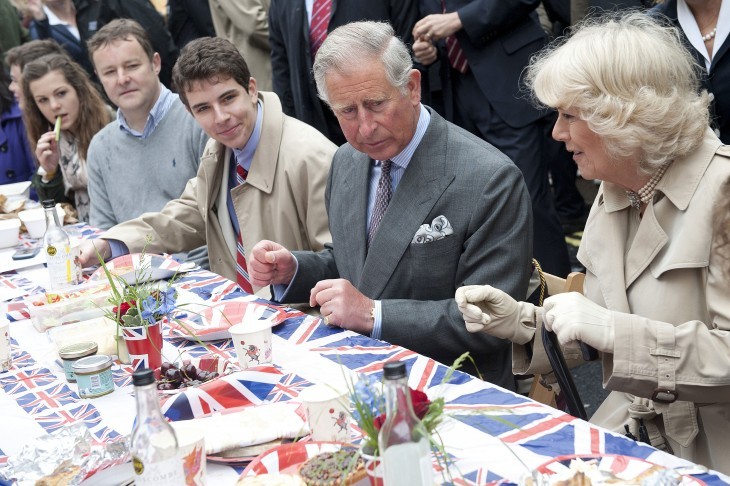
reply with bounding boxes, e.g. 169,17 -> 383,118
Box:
298,384 -> 351,442
0,318 -> 10,372
229,321 -> 273,369
171,423 -> 206,486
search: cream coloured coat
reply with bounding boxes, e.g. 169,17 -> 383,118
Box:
513,129 -> 730,474
102,91 -> 334,290
209,0 -> 272,91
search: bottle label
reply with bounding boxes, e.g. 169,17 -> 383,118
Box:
46,244 -> 80,289
382,441 -> 432,486
132,455 -> 185,485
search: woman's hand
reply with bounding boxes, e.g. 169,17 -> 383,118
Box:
455,285 -> 537,345
543,292 -> 615,353
35,131 -> 60,176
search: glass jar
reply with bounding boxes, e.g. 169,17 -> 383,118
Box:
59,341 -> 98,382
73,354 -> 114,398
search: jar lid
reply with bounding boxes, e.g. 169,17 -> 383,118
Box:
73,354 -> 112,373
59,342 -> 98,359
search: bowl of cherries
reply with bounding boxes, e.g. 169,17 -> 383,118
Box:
155,357 -> 227,393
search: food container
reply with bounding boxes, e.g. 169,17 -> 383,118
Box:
59,341 -> 98,382
25,282 -> 113,331
73,355 -> 114,398
18,204 -> 64,238
0,218 -> 21,249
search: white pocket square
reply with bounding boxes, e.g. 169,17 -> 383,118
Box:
412,215 -> 453,244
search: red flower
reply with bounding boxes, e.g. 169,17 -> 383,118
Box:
372,387 -> 431,431
112,300 -> 136,318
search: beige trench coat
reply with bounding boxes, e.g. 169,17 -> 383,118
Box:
103,91 -> 335,291
209,0 -> 272,91
514,129 -> 730,474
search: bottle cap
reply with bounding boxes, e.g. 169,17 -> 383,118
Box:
42,199 -> 55,209
132,368 -> 155,386
383,361 -> 406,380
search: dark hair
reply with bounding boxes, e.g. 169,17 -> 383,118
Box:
87,18 -> 155,63
5,39 -> 67,70
22,54 -> 111,161
172,36 -> 251,107
0,69 -> 14,113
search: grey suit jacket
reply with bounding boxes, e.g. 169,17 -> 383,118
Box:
284,108 -> 532,388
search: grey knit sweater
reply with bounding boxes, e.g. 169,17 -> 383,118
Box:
86,98 -> 208,230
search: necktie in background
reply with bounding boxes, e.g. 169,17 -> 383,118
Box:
367,160 -> 393,249
234,163 -> 253,293
441,0 -> 468,74
310,0 -> 332,59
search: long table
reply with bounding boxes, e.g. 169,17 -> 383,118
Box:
1,224 -> 728,485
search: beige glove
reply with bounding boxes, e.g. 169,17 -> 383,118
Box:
543,292 -> 614,353
455,285 -> 538,345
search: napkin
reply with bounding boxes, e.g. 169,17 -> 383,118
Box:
172,402 -> 309,454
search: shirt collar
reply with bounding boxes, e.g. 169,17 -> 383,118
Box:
601,127 -> 722,212
117,83 -> 173,138
677,0 -> 730,69
232,100 -> 263,172
377,104 -> 430,170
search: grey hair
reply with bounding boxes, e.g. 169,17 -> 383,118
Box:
525,11 -> 710,174
313,21 -> 413,104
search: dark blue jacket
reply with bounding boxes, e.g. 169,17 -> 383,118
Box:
0,103 -> 36,192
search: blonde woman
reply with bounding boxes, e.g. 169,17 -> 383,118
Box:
456,12 -> 730,473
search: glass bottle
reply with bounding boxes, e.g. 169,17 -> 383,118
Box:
130,368 -> 184,485
378,361 -> 433,486
42,199 -> 79,289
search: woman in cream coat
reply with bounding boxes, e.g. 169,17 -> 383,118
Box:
455,12 -> 730,474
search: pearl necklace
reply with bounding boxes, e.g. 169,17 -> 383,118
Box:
702,26 -> 717,43
625,163 -> 671,210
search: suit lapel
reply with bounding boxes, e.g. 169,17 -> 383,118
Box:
337,150 -> 370,281
359,113 -> 455,297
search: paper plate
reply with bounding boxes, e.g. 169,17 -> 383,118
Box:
166,298 -> 288,341
533,454 -> 705,485
240,441 -> 349,477
206,439 -> 284,466
88,253 -> 183,283
79,462 -> 134,485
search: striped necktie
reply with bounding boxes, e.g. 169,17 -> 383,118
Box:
441,0 -> 468,74
309,0 -> 332,59
367,159 -> 393,249
234,162 -> 253,293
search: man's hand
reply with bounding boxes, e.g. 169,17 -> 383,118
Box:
248,240 -> 297,287
455,285 -> 536,345
310,279 -> 374,335
543,293 -> 615,353
413,12 -> 463,42
78,239 -> 111,268
413,37 -> 437,66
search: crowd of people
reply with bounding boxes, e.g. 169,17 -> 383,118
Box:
1,0 -> 729,475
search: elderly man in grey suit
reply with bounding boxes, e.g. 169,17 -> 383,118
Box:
249,21 -> 532,388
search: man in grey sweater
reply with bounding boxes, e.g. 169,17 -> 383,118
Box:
86,20 -> 207,234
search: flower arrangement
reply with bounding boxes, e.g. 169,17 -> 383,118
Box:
348,353 -> 463,456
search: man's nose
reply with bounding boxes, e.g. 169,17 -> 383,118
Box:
357,111 -> 377,138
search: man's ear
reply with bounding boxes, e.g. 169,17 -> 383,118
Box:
247,77 -> 258,100
152,52 -> 162,75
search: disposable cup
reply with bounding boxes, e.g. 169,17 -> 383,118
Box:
298,384 -> 351,442
0,318 -> 10,372
229,320 -> 272,368
171,423 -> 206,485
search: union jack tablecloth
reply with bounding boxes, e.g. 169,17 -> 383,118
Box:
1,265 -> 728,485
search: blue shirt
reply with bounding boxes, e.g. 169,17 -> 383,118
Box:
117,84 -> 175,139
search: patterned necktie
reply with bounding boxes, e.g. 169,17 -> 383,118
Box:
234,162 -> 253,293
441,0 -> 468,74
309,0 -> 332,59
367,159 -> 393,249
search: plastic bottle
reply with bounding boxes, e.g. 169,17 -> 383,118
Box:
130,368 -> 184,485
42,200 -> 79,289
378,361 -> 433,485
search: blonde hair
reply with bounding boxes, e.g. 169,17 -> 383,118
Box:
525,11 -> 709,174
